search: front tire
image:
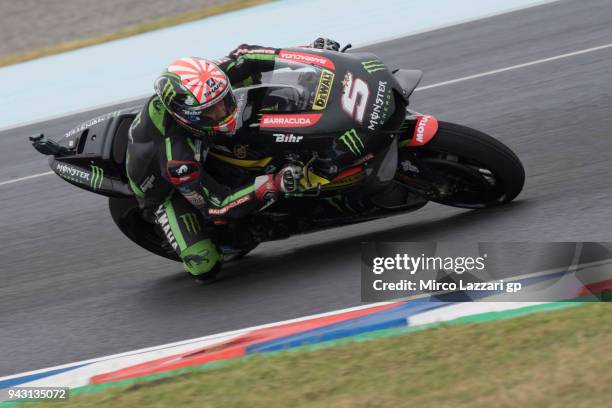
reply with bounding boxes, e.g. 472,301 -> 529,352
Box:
409,122 -> 525,208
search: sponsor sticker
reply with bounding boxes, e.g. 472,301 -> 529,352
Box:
274,133 -> 304,143
278,50 -> 335,70
90,165 -> 104,190
233,144 -> 248,159
260,113 -> 322,128
55,163 -> 90,181
313,70 -> 335,111
64,111 -> 121,138
179,213 -> 202,235
183,191 -> 207,208
338,129 -> 365,156
406,115 -> 438,147
362,59 -> 386,74
208,195 -> 251,215
368,80 -> 391,131
155,207 -> 178,251
167,160 -> 201,184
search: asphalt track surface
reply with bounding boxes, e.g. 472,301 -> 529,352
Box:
2,0 -> 612,376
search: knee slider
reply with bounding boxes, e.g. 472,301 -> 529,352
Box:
181,239 -> 222,276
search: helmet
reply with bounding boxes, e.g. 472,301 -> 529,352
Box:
154,57 -> 238,134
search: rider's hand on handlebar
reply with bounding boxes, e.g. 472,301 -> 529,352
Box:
311,37 -> 340,51
255,164 -> 303,203
275,164 -> 302,193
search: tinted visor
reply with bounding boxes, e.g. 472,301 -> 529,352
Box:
181,91 -> 237,127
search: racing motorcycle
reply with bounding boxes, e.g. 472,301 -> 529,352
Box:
30,46 -> 525,264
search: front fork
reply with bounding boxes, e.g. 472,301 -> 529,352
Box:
394,111 -> 452,199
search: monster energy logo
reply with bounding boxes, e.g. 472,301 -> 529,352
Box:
180,213 -> 201,234
90,165 -> 104,190
362,59 -> 386,74
161,80 -> 177,105
338,129 -> 364,156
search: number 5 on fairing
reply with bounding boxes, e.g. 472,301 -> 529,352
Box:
341,72 -> 369,123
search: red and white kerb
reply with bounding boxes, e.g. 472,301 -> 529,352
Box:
167,57 -> 229,106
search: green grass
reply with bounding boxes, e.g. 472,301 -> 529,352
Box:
32,302 -> 611,408
0,0 -> 273,68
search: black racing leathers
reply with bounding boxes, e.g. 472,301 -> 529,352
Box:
126,43 -> 395,234
126,45 -> 283,222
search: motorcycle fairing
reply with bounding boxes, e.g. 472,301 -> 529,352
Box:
399,115 -> 439,148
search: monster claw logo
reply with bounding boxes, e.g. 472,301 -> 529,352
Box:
338,129 -> 365,156
90,165 -> 104,190
362,59 -> 386,74
179,213 -> 201,235
161,80 -> 177,105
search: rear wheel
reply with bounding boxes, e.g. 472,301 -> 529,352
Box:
403,121 -> 525,208
108,197 -> 180,262
108,198 -> 258,263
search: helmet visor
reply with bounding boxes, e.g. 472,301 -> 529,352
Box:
180,91 -> 237,127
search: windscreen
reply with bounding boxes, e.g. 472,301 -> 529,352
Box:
259,60 -> 325,111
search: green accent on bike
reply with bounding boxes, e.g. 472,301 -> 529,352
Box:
165,137 -> 173,160
181,239 -> 222,276
238,53 -> 277,62
186,138 -> 197,155
338,129 -> 365,156
201,186 -> 211,199
149,96 -> 167,134
90,165 -> 104,190
179,213 -> 202,235
399,120 -> 411,130
130,112 -> 142,137
235,76 -> 255,88
362,59 -> 386,74
164,199 -> 187,251
323,197 -> 344,213
259,103 -> 279,113
128,178 -> 145,198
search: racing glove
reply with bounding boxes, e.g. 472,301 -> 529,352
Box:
311,37 -> 340,51
254,164 -> 303,202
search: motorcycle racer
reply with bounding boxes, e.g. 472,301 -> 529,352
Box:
126,38 -> 340,283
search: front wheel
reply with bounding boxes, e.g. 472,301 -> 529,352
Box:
401,122 -> 525,208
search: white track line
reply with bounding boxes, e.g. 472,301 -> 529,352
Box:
0,171 -> 54,186
2,41 -> 612,189
415,42 -> 612,91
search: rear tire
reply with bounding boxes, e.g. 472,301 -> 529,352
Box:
108,197 -> 180,262
414,122 -> 525,208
